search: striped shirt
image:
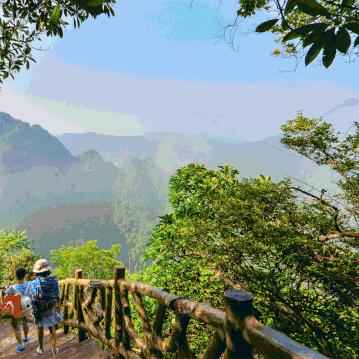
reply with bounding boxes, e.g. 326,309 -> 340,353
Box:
5,282 -> 30,296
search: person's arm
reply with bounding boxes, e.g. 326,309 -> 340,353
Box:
5,285 -> 14,296
24,281 -> 33,297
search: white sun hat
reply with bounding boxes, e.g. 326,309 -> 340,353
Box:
33,259 -> 52,274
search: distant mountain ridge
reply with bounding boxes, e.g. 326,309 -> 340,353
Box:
0,111 -> 340,267
57,129 -> 339,204
0,112 -> 75,173
0,112 -> 127,259
58,131 -> 324,181
57,132 -> 157,166
323,98 -> 359,116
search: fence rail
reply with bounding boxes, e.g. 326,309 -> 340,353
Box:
59,266 -> 329,359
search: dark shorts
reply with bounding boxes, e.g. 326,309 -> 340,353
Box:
10,317 -> 28,333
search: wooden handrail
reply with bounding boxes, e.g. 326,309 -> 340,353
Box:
59,266 -> 329,359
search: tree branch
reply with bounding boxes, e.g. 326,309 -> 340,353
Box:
288,186 -> 341,231
318,231 -> 359,242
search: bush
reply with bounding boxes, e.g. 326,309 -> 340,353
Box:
51,240 -> 122,280
0,230 -> 37,285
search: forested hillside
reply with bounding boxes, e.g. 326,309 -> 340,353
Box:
1,114 -> 356,357
141,115 -> 358,358
0,113 -> 127,258
0,111 -> 340,267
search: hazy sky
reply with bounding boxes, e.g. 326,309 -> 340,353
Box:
1,0 -> 358,140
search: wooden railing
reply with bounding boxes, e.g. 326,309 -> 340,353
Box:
59,266 -> 329,359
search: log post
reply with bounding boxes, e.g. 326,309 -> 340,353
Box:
201,328 -> 226,359
63,283 -> 70,334
104,287 -> 112,340
75,269 -> 87,342
224,289 -> 253,359
114,265 -> 126,356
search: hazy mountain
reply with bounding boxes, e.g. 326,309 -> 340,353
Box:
58,131 -> 334,192
0,113 -> 128,260
20,202 -> 126,260
1,110 -> 343,267
0,112 -> 75,173
323,98 -> 359,116
57,132 -> 157,167
113,158 -> 169,269
321,98 -> 359,133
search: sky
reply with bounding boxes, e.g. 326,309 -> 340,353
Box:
1,0 -> 358,140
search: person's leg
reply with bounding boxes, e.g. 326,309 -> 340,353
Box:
11,318 -> 22,344
49,327 -> 58,355
37,326 -> 44,352
22,318 -> 30,341
11,318 -> 25,351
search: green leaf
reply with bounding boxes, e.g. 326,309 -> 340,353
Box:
302,34 -> 319,47
283,23 -> 328,42
256,19 -> 279,33
296,0 -> 331,18
297,23 -> 329,34
70,0 -> 103,10
284,0 -> 297,15
305,36 -> 325,65
342,0 -> 355,6
344,22 -> 359,34
50,4 -> 61,25
336,27 -> 351,54
87,5 -> 104,16
322,31 -> 336,68
283,31 -> 302,41
86,0 -> 104,6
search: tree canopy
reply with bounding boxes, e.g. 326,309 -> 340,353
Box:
0,0 -> 115,83
141,116 -> 358,358
51,239 -> 121,280
0,230 -> 38,284
2,0 -> 358,84
240,0 -> 359,67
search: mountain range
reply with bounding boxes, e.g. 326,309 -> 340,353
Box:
58,131 -> 333,188
0,111 -> 340,266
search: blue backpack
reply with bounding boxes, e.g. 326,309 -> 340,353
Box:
31,276 -> 58,323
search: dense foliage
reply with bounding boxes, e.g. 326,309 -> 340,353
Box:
0,234 -> 121,284
237,0 -> 359,67
2,0 -> 359,85
51,239 -> 121,280
142,116 -> 358,358
0,0 -> 115,83
0,230 -> 38,285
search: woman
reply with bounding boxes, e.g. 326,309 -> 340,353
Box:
30,259 -> 63,356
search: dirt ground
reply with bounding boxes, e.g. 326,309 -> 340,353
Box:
0,320 -> 106,358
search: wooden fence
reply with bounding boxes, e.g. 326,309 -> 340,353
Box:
59,266 -> 329,359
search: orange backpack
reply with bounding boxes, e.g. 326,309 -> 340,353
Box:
1,294 -> 22,319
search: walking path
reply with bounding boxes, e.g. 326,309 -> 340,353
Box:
0,320 -> 106,358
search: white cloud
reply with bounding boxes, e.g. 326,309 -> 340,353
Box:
5,56 -> 359,140
0,86 -> 144,136
0,87 -> 83,133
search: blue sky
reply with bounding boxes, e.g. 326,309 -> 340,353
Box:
1,0 -> 358,140
50,0 -> 358,85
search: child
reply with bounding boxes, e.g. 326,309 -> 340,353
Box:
5,268 -> 31,352
29,259 -> 63,356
